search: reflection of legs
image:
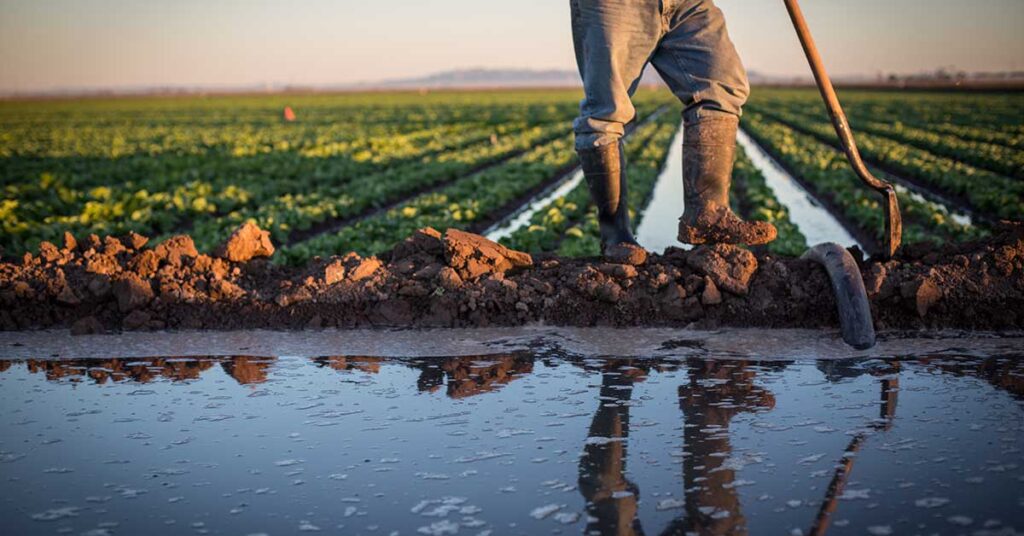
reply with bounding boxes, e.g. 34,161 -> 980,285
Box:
579,370 -> 646,536
664,360 -> 775,535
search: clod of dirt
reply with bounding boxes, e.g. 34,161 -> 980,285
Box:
348,256 -> 383,282
902,277 -> 942,318
214,222 -> 275,263
323,260 -> 346,285
154,235 -> 199,266
392,227 -> 444,261
122,231 -> 149,251
443,228 -> 532,281
605,243 -> 648,266
70,316 -> 104,336
38,242 -> 61,263
701,277 -> 723,305
112,273 -> 154,312
62,232 -> 77,252
129,250 -> 161,278
686,244 -> 758,296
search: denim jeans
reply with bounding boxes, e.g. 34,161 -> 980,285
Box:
571,0 -> 750,149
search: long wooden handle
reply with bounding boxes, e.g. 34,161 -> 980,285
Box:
783,0 -> 902,257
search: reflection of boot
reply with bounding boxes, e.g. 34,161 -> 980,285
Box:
677,116 -> 776,246
579,142 -> 647,264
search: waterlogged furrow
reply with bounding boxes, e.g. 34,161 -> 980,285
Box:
749,105 -> 1024,222
498,113 -> 678,256
731,146 -> 808,257
279,133 -> 582,262
742,112 -> 985,248
752,99 -> 1024,182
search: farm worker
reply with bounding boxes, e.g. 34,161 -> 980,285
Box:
571,0 -> 777,261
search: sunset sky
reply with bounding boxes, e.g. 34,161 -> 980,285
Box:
1,0 -> 1022,93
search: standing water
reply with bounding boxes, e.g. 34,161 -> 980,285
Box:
1,329 -> 1022,535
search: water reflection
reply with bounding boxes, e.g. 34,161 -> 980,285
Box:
0,353 -> 1021,535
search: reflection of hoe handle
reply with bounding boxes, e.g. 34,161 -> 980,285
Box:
809,372 -> 900,536
783,0 -> 903,258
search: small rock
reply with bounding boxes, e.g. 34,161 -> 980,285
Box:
902,278 -> 941,318
103,236 -> 127,256
62,232 -> 78,252
154,235 -> 199,266
38,241 -> 61,263
398,282 -> 430,297
85,254 -> 120,276
323,260 -> 347,285
605,243 -> 648,266
129,250 -> 161,278
56,284 -> 81,305
594,281 -> 623,303
391,227 -> 444,260
70,316 -> 104,336
214,222 -> 275,262
121,231 -> 149,251
443,229 -> 532,281
686,244 -> 758,296
701,277 -> 722,305
112,273 -> 154,312
209,279 -> 245,300
87,275 -> 111,298
122,310 -> 151,330
412,263 -> 443,281
437,267 -> 463,291
349,257 -> 382,282
598,263 -> 638,279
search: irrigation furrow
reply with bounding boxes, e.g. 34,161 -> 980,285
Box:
749,107 -> 997,227
483,106 -> 673,242
737,127 -> 878,253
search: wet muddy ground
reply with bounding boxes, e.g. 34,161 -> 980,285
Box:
2,221 -> 1023,334
1,348 -> 1021,535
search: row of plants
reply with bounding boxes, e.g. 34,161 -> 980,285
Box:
752,94 -> 1024,181
741,111 -> 987,248
754,88 -> 1023,135
279,133 -> 585,263
2,89 -> 678,257
745,105 -> 1024,221
2,121 -> 554,255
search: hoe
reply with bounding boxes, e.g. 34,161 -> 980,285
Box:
784,0 -> 903,258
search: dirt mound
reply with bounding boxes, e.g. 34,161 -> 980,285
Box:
2,222 -> 1022,333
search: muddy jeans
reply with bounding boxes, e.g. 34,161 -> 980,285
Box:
571,0 -> 750,149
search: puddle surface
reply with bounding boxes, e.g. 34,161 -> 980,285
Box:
1,350 -> 1021,535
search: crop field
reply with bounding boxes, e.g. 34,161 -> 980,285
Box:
2,87 -> 1022,261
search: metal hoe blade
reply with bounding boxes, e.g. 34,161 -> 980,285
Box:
783,0 -> 903,258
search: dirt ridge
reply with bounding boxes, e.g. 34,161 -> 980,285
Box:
2,221 -> 1022,334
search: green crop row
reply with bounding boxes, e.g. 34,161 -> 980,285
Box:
746,105 -> 1024,221
741,112 -> 986,249
751,95 -> 1024,181
279,133 -> 586,263
2,88 -> 679,258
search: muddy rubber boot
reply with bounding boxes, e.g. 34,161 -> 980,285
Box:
578,141 -> 647,265
677,116 -> 777,246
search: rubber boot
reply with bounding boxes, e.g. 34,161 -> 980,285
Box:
677,115 -> 777,246
578,141 -> 647,265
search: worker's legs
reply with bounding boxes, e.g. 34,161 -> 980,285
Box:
650,0 -> 776,245
570,0 -> 662,262
571,0 -> 663,149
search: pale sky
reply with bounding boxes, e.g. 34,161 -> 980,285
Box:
1,0 -> 1022,93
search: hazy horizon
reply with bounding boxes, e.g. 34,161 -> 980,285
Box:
1,0 -> 1022,94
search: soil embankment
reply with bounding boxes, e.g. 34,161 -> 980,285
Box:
2,222 -> 1022,333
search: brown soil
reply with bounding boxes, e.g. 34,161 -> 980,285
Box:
2,222 -> 1022,333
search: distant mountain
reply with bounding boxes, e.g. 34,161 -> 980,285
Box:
357,67 -> 667,89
